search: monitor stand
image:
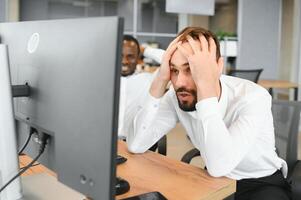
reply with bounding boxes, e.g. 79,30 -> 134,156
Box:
115,155 -> 130,195
116,155 -> 127,165
22,173 -> 130,199
115,176 -> 130,196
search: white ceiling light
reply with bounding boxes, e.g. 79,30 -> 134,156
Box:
166,0 -> 215,16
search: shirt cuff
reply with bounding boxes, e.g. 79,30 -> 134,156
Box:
195,97 -> 220,121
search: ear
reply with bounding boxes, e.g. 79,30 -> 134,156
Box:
217,57 -> 224,76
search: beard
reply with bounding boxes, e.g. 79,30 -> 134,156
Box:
175,87 -> 197,112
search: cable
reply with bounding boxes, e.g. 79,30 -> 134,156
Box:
18,129 -> 36,155
0,133 -> 49,194
19,163 -> 40,170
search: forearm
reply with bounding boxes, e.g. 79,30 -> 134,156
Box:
127,91 -> 178,154
198,117 -> 238,177
126,94 -> 167,153
195,98 -> 260,177
127,107 -> 159,153
149,75 -> 169,98
195,100 -> 235,176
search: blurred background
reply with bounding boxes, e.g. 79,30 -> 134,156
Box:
2,0 -> 300,85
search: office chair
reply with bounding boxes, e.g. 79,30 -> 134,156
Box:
149,135 -> 167,156
181,100 -> 301,200
272,100 -> 301,200
227,68 -> 263,83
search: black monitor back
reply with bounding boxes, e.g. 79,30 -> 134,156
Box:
0,17 -> 123,199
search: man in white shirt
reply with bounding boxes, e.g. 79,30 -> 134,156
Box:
119,35 -> 150,138
126,27 -> 291,199
118,35 -> 164,140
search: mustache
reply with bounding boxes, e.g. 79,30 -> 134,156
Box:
176,87 -> 197,96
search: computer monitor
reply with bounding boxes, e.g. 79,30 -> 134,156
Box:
0,17 -> 123,199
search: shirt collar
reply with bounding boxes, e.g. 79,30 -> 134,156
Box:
187,76 -> 228,119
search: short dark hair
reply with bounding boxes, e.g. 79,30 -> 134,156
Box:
177,27 -> 221,60
123,35 -> 140,56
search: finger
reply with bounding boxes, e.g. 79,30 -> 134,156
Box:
165,42 -> 178,58
209,37 -> 217,58
161,42 -> 178,65
198,34 -> 209,52
186,35 -> 201,53
176,42 -> 190,58
166,33 -> 183,51
166,38 -> 178,51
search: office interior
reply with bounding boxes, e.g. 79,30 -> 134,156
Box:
1,0 -> 300,94
1,0 -> 301,199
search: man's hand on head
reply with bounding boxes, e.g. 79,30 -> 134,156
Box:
150,35 -> 180,98
158,35 -> 182,82
176,35 -> 223,101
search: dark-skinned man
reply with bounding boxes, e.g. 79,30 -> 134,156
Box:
118,35 -> 164,139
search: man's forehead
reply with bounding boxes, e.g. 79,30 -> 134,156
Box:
170,62 -> 189,69
123,40 -> 137,47
123,41 -> 138,54
170,41 -> 197,67
179,41 -> 194,53
170,48 -> 189,67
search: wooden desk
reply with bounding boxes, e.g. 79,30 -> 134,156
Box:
19,155 -> 56,177
21,173 -> 85,200
117,141 -> 236,200
258,79 -> 299,100
19,141 -> 236,200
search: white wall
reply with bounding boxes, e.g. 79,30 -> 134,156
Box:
237,0 -> 282,79
0,0 -> 7,22
279,0 -> 294,81
295,0 -> 301,99
210,0 -> 237,34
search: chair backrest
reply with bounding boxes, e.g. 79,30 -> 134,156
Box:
272,100 -> 301,171
228,69 -> 263,83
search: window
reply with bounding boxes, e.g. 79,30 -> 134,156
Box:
21,0 -> 178,49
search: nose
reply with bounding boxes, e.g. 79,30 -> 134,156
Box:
175,71 -> 189,89
122,55 -> 129,65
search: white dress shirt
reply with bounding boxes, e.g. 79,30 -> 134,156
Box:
126,75 -> 287,180
143,47 -> 165,64
118,47 -> 163,137
118,72 -> 156,137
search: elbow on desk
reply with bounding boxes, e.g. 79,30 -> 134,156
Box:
207,169 -> 227,178
206,164 -> 233,178
127,141 -> 147,154
127,145 -> 145,154
207,168 -> 229,178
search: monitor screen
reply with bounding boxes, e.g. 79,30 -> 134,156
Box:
0,17 -> 123,199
